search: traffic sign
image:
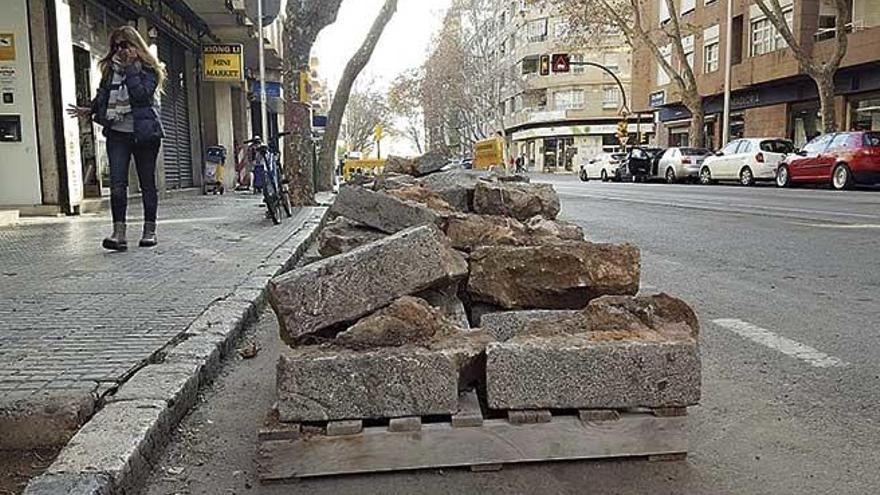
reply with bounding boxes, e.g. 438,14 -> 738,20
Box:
551,53 -> 570,73
539,55 -> 551,76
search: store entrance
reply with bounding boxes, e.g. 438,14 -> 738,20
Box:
73,46 -> 103,198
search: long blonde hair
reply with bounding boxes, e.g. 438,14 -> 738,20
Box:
99,26 -> 167,92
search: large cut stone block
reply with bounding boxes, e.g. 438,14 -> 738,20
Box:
418,170 -> 482,211
386,186 -> 456,212
329,185 -> 440,234
276,341 -> 485,422
473,182 -> 561,220
480,310 -> 580,341
467,241 -> 641,309
317,217 -> 387,257
268,226 -> 468,346
443,213 -> 585,252
486,335 -> 701,410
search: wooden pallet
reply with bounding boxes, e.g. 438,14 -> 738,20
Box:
258,390 -> 687,482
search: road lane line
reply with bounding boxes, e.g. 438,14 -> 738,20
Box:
712,318 -> 847,368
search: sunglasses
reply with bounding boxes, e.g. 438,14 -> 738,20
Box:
113,41 -> 132,51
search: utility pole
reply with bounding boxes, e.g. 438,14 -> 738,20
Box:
257,0 -> 269,142
722,0 -> 733,146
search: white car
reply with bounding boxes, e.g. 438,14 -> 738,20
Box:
579,152 -> 626,182
656,147 -> 712,183
700,138 -> 795,186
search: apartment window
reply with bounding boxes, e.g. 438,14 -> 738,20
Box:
657,44 -> 672,86
603,52 -> 619,72
681,0 -> 696,15
571,53 -> 585,74
555,89 -> 585,111
703,24 -> 720,73
522,56 -> 539,75
527,19 -> 548,42
659,0 -> 670,25
681,35 -> 695,70
603,86 -> 620,109
750,9 -> 793,56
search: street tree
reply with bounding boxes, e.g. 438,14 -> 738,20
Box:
317,0 -> 399,191
754,0 -> 850,133
554,0 -> 706,147
388,69 -> 426,154
283,0 -> 344,205
340,82 -> 393,156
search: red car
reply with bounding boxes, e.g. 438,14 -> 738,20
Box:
776,131 -> 880,189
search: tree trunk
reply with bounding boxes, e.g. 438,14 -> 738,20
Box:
317,0 -> 399,191
813,70 -> 838,134
688,108 -> 706,148
283,27 -> 317,205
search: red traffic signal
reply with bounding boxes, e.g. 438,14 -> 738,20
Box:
552,53 -> 570,73
539,55 -> 551,76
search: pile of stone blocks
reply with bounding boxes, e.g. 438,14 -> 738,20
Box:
269,158 -> 700,425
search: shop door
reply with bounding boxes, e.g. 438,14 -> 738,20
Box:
74,46 -> 102,198
158,38 -> 193,189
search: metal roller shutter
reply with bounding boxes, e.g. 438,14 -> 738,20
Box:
158,37 -> 193,189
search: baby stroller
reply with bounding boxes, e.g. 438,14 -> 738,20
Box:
203,145 -> 226,195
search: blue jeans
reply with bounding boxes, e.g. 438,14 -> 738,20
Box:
107,130 -> 160,224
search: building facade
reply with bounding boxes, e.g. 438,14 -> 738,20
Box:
0,0 -> 300,215
492,0 -> 649,172
634,0 -> 880,150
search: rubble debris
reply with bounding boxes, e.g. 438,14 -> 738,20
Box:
268,226 -> 468,347
467,241 -> 641,309
442,213 -> 586,251
416,283 -> 471,330
418,169 -> 481,211
473,182 -> 560,220
480,310 -> 580,342
525,216 -> 583,241
317,217 -> 387,257
384,156 -> 418,176
334,297 -> 460,350
329,185 -> 440,234
373,172 -> 419,191
385,185 -> 457,212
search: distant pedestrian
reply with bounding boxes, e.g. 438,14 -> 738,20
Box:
67,26 -> 166,251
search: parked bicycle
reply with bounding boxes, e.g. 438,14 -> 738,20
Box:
244,132 -> 292,225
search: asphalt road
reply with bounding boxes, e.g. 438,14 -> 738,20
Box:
141,177 -> 880,495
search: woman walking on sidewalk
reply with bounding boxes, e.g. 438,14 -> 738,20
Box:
68,26 -> 166,251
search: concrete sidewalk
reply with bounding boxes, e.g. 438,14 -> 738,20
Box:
0,192 -> 326,452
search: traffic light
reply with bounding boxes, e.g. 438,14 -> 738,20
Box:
616,120 -> 629,144
551,53 -> 570,73
539,55 -> 551,76
374,124 -> 383,142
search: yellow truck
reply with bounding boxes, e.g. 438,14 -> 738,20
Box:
473,137 -> 505,170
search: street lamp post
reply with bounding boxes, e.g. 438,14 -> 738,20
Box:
722,0 -> 734,146
257,0 -> 269,143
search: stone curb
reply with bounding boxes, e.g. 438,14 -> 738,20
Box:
23,206 -> 331,495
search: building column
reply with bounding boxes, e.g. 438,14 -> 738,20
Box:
27,0 -> 60,207
214,83 -> 235,188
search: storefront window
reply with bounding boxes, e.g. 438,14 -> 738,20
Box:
789,101 -> 821,149
729,113 -> 745,140
851,94 -> 880,132
669,127 -> 689,147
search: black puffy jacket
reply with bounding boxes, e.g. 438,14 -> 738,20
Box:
91,63 -> 165,143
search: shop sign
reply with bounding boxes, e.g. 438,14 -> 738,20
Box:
0,34 -> 15,61
650,90 -> 666,108
203,44 -> 244,82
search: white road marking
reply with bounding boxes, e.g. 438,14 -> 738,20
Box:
790,222 -> 880,229
712,318 -> 847,368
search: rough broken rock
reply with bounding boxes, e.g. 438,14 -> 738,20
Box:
384,156 -> 418,176
373,172 -> 419,191
486,334 -> 701,410
467,241 -> 641,309
584,293 -> 700,341
385,185 -> 456,212
418,170 -> 482,211
417,283 -> 471,330
317,217 -> 387,257
334,297 -> 460,350
443,213 -> 585,251
276,336 -> 488,422
473,182 -> 561,220
268,226 -> 468,346
480,310 -> 580,342
329,185 -> 440,234
525,216 -> 583,241
414,152 -> 447,176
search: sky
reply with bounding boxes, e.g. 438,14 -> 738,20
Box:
312,0 -> 452,155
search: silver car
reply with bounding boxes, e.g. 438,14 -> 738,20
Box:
656,147 -> 712,183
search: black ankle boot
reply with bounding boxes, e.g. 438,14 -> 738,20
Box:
140,222 -> 157,247
102,222 -> 128,251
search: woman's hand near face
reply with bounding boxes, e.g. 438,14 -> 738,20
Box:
66,104 -> 91,119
